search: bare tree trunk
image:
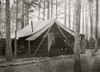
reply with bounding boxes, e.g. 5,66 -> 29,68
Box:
47,0 -> 50,19
64,0 -> 67,26
43,0 -> 45,20
69,0 -> 71,29
89,1 -> 93,38
14,0 -> 18,58
74,0 -> 81,72
95,0 -> 99,51
25,0 -> 29,26
27,8 -> 29,25
24,0 -> 26,26
82,7 -> 85,34
38,0 -> 40,21
0,0 -> 1,24
22,0 -> 25,28
73,9 -> 75,31
6,0 -> 13,61
84,10 -> 87,52
0,0 -> 2,55
85,10 -> 88,39
56,0 -> 57,19
51,0 -> 53,19
27,0 -> 29,25
83,9 -> 85,34
0,0 -> 1,10
0,0 -> 1,15
73,20 -> 74,30
12,18 -> 15,33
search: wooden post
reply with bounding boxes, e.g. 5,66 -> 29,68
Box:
28,41 -> 30,54
31,21 -> 34,32
80,35 -> 86,53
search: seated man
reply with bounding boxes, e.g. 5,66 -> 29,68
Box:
64,40 -> 74,54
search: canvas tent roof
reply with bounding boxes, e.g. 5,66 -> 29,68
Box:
11,19 -> 53,39
26,19 -> 75,41
11,19 -> 75,40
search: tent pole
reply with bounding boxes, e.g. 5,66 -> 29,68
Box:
57,25 -> 74,51
28,41 -> 31,54
33,26 -> 52,57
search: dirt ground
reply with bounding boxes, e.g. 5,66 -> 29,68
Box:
0,56 -> 74,72
0,49 -> 100,72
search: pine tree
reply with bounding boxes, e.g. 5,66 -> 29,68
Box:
22,0 -> 25,28
0,0 -> 1,24
64,0 -> 67,26
94,0 -> 99,52
14,0 -> 18,58
56,0 -> 57,19
43,0 -> 45,20
69,0 -> 71,29
82,4 -> 85,34
74,0 -> 81,72
88,0 -> 93,38
38,0 -> 40,21
25,0 -> 29,26
6,0 -> 13,61
47,0 -> 50,19
51,0 -> 53,19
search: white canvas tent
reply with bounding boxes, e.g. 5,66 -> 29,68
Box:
11,19 -> 77,56
11,19 -> 75,40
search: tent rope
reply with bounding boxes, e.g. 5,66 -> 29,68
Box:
57,25 -> 74,52
33,26 -> 52,57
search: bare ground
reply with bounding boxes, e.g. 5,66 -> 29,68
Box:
0,49 -> 100,72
